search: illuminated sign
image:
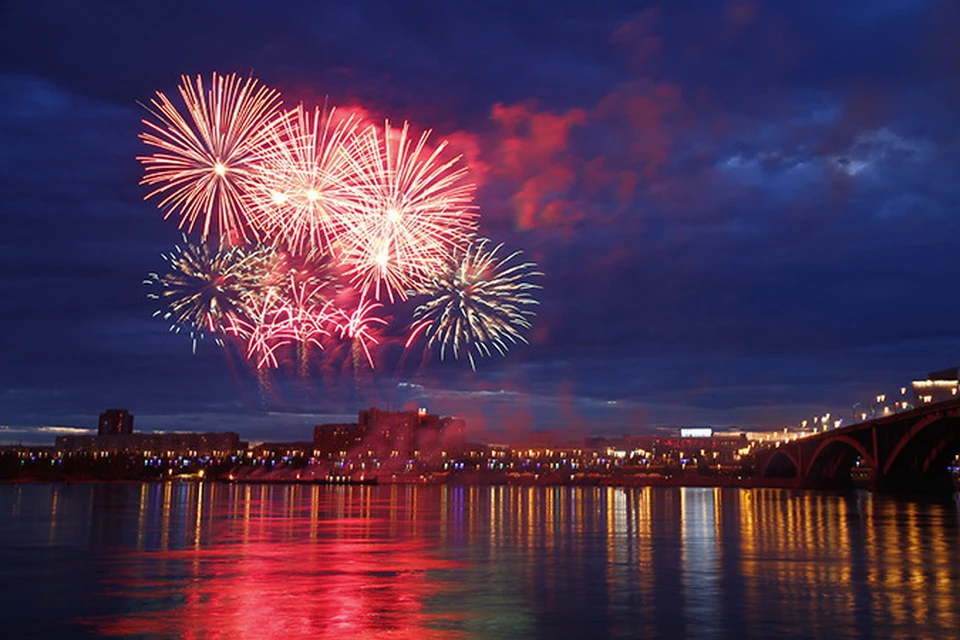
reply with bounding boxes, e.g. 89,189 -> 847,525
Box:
680,428 -> 713,438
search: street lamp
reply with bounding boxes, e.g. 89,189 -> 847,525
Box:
853,402 -> 863,423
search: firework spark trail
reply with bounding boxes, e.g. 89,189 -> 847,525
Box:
270,274 -> 336,349
224,263 -> 338,369
225,288 -> 298,370
409,239 -> 542,370
246,105 -> 364,255
338,121 -> 478,302
145,239 -> 266,353
333,295 -> 388,370
138,72 -> 285,243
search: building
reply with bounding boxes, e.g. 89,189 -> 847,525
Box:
313,423 -> 369,459
314,407 -> 467,460
250,441 -> 314,458
586,430 -> 750,468
912,367 -> 959,406
360,407 -> 466,458
98,409 -> 134,436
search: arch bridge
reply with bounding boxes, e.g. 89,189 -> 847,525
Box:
756,396 -> 960,493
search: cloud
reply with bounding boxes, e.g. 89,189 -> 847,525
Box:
3,1 -> 960,441
610,8 -> 663,69
0,425 -> 94,445
481,80 -> 685,231
726,1 -> 759,26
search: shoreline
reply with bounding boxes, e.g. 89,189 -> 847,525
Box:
0,475 -> 806,490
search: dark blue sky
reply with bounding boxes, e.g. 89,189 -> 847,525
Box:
2,0 -> 960,443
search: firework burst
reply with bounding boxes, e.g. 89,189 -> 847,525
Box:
225,288 -> 297,369
333,294 -> 388,370
268,274 -> 335,350
145,239 -> 266,352
140,72 -> 545,376
339,121 -> 478,302
246,104 -> 363,255
138,72 -> 284,242
408,239 -> 542,370
255,248 -> 339,302
225,250 -> 340,369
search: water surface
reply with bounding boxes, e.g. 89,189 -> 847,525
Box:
1,483 -> 958,638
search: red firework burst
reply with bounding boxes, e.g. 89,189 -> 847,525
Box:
227,264 -> 337,369
225,289 -> 296,370
332,295 -> 388,369
337,121 -> 478,302
245,105 -> 364,255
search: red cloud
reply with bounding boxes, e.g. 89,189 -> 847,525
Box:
443,129 -> 490,189
596,81 -> 684,179
512,163 -> 579,230
490,102 -> 586,175
485,102 -> 588,230
477,12 -> 692,231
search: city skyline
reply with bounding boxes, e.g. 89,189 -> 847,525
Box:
3,1 -> 960,444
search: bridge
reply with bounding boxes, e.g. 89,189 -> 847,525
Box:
756,395 -> 960,493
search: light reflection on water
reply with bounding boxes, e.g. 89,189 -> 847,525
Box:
1,484 -> 958,638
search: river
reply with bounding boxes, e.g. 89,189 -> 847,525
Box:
1,483 -> 958,638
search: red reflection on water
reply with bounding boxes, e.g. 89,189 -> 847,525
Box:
84,534 -> 464,638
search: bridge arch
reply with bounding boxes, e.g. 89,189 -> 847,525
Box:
881,409 -> 960,484
803,435 -> 876,486
759,448 -> 800,478
882,410 -> 960,475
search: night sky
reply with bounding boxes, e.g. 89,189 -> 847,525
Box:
3,1 -> 960,444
